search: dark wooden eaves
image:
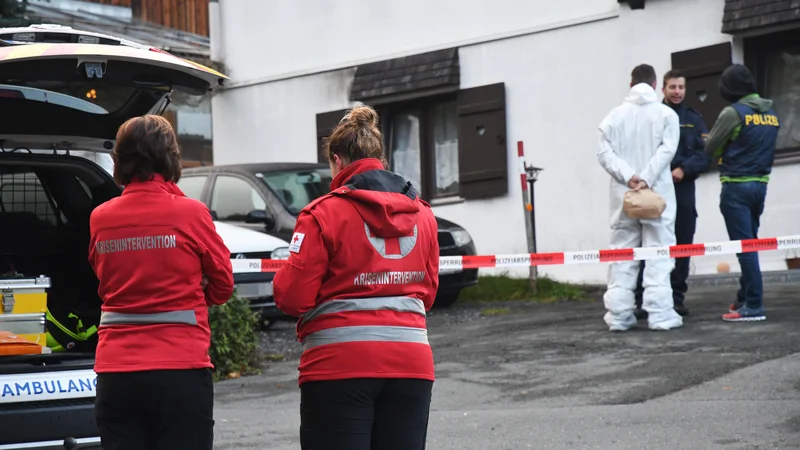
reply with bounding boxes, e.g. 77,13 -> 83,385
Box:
722,0 -> 800,34
349,48 -> 460,104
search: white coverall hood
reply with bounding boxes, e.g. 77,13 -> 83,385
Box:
624,83 -> 659,105
596,82 -> 683,331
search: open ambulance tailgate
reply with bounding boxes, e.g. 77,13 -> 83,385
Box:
0,41 -> 227,148
0,42 -> 227,89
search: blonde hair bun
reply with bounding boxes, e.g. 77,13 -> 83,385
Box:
346,103 -> 378,128
325,102 -> 385,164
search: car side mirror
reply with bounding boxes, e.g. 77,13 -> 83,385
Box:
245,209 -> 276,230
245,209 -> 267,223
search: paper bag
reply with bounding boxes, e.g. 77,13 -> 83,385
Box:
623,188 -> 666,220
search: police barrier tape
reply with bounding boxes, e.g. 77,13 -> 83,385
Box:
8,239 -> 798,404
230,235 -> 800,273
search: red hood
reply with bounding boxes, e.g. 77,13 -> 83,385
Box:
331,158 -> 421,239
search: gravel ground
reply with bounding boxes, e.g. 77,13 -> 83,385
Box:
216,284 -> 800,449
255,303 -> 498,365
257,320 -> 301,363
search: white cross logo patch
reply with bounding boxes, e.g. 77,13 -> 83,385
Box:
289,232 -> 305,253
364,222 -> 417,260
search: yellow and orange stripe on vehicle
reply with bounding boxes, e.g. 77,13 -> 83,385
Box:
147,46 -> 227,79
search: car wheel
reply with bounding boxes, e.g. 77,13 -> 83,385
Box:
260,318 -> 277,330
433,291 -> 460,308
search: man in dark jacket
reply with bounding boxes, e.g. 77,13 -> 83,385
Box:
635,69 -> 711,319
704,64 -> 778,322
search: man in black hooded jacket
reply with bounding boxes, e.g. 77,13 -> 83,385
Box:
704,64 -> 779,323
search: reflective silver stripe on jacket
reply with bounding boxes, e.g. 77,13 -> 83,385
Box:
99,310 -> 197,327
302,325 -> 429,351
300,296 -> 425,324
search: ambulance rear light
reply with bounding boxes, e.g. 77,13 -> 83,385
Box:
0,88 -> 24,99
271,247 -> 290,260
150,47 -> 174,56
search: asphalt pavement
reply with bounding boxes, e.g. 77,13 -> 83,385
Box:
214,283 -> 800,449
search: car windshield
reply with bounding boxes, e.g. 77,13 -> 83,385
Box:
257,169 -> 333,215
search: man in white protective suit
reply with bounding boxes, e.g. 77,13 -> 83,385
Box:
597,64 -> 683,332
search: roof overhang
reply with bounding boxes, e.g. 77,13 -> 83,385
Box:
618,0 -> 645,10
350,48 -> 460,104
722,0 -> 800,34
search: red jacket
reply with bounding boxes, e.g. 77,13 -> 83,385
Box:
88,175 -> 233,373
273,158 -> 440,386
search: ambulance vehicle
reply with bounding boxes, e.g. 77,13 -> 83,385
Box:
0,25 -> 273,449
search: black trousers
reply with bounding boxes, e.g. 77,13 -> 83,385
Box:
95,368 -> 214,450
300,378 -> 433,450
636,204 -> 698,307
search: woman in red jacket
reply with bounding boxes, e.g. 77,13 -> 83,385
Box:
273,104 -> 440,450
88,115 -> 234,450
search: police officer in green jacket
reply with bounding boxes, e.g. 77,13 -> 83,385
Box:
703,64 -> 779,323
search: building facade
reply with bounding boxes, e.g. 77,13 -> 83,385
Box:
209,0 -> 800,284
80,0 -> 211,36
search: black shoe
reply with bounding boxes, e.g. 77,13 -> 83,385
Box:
634,308 -> 648,320
674,304 -> 689,316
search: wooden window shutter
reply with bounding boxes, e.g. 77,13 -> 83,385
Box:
671,42 -> 732,126
315,109 -> 349,164
671,43 -> 732,171
456,83 -> 508,200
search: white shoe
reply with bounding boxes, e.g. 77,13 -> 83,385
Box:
648,314 -> 683,331
606,312 -> 637,332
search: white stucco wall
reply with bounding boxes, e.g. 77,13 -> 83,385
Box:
440,16 -> 622,284
211,0 -> 800,285
213,0 -> 618,86
212,68 -> 356,164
